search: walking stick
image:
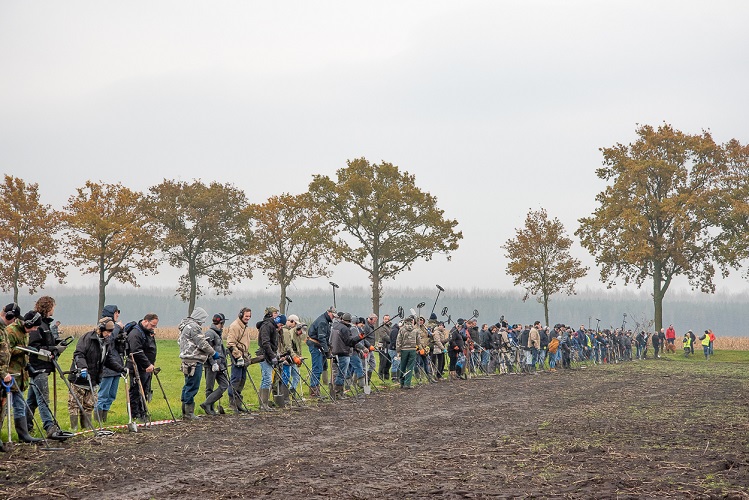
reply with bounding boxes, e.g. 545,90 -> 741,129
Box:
153,367 -> 177,423
2,380 -> 12,448
52,373 -> 57,421
122,371 -> 138,432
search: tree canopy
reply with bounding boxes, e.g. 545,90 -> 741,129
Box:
63,181 -> 157,319
575,124 -> 727,332
503,208 -> 587,327
147,179 -> 253,314
0,175 -> 66,302
249,193 -> 340,313
308,158 -> 462,316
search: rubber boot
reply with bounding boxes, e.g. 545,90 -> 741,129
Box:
14,417 -> 43,443
310,386 -> 320,398
259,389 -> 273,411
26,412 -> 35,433
183,402 -> 199,420
70,414 -> 79,432
334,384 -> 346,399
200,401 -> 217,416
80,412 -> 92,430
101,410 -> 108,423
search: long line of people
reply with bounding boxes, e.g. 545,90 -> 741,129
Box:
1,297 -> 718,448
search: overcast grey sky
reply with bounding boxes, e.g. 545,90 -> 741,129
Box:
2,1 -> 748,298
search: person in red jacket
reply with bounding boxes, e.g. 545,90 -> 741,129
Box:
665,325 -> 676,349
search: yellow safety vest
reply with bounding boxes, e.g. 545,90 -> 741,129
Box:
683,336 -> 691,348
701,336 -> 710,347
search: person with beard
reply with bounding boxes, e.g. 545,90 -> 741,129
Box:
226,307 -> 252,413
126,314 -> 159,423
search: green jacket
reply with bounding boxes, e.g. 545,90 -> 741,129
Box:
6,319 -> 29,392
0,321 -> 10,381
396,322 -> 419,353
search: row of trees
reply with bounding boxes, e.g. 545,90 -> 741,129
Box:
503,124 -> 749,332
0,158 -> 462,319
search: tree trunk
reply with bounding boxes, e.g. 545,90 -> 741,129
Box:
543,293 -> 550,328
279,281 -> 287,314
653,263 -> 664,333
188,262 -> 197,315
98,255 -> 106,321
371,273 -> 381,318
12,262 -> 19,304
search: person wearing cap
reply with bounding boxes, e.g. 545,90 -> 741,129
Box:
96,305 -> 126,422
178,307 -> 217,420
447,319 -> 467,380
429,321 -> 448,380
396,316 -> 419,389
67,317 -> 127,431
26,296 -> 67,438
226,307 -> 252,412
3,312 -> 43,442
201,313 -> 230,415
255,307 -> 280,410
330,313 -> 367,398
306,307 -> 335,398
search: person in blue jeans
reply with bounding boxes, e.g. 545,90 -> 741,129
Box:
306,307 -> 335,398
96,304 -> 126,422
178,307 -> 218,420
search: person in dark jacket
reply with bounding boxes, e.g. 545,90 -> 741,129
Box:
377,315 -> 392,380
448,322 -> 466,380
201,313 -> 230,415
95,305 -> 126,422
389,321 -> 400,382
26,296 -> 68,439
330,313 -> 366,398
126,313 -> 159,422
306,307 -> 335,397
256,307 -> 280,410
67,318 -> 126,431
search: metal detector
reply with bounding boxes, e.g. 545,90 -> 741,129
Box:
329,282 -> 339,309
431,285 -> 445,315
152,367 -> 177,423
121,371 -> 138,432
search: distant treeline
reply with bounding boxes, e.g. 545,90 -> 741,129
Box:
29,286 -> 749,337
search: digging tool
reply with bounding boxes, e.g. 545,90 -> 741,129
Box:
431,285 -> 445,315
299,358 -> 333,402
362,353 -> 371,395
329,281 -> 339,309
129,354 -> 152,427
86,376 -> 114,437
242,363 -> 265,411
223,366 -> 252,414
370,306 -> 404,337
121,371 -> 138,432
3,379 -> 12,448
152,367 -> 177,423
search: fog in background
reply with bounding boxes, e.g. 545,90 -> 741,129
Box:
2,2 -> 748,302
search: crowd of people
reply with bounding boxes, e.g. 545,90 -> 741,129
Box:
0,296 -> 717,447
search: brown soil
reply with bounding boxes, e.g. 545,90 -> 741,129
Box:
1,361 -> 748,499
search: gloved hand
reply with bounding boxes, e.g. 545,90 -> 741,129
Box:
368,345 -> 375,352
292,356 -> 302,366
443,349 -> 448,354
235,357 -> 245,367
418,349 -> 425,356
270,357 -> 279,367
80,368 -> 88,379
213,352 -> 220,360
358,332 -> 365,340
212,362 -> 220,372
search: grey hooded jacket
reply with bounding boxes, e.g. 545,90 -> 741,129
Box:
178,307 -> 216,364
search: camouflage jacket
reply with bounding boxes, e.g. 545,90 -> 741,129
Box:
6,319 -> 29,391
0,321 -> 10,381
396,322 -> 419,353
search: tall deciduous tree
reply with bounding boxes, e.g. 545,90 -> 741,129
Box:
250,193 -> 340,313
308,158 -> 462,316
63,181 -> 158,318
713,139 -> 749,275
575,124 -> 726,332
148,179 -> 253,314
503,208 -> 588,327
0,175 -> 66,302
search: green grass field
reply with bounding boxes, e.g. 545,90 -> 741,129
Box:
3,340 -> 748,441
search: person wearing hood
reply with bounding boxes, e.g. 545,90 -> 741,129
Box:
255,307 -> 280,411
67,317 -> 126,431
178,307 -> 218,420
96,305 -> 126,422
